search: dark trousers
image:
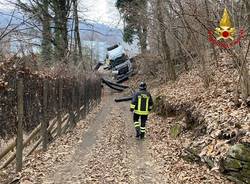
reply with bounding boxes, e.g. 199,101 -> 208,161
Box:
133,113 -> 148,138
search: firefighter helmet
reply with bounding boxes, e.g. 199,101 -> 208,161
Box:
139,82 -> 147,90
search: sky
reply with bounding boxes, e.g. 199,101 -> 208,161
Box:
0,0 -> 121,27
0,0 -> 139,56
80,0 -> 121,27
0,0 -> 14,10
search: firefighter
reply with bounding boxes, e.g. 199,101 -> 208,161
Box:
130,82 -> 153,139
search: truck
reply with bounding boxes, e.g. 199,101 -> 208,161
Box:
106,44 -> 133,81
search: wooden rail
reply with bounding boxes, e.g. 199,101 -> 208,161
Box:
0,76 -> 102,172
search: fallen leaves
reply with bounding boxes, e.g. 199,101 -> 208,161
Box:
138,53 -> 250,170
148,114 -> 233,183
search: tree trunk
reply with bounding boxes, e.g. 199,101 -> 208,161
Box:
204,0 -> 218,66
53,0 -> 68,63
245,0 -> 250,31
243,1 -> 250,99
156,0 -> 176,81
41,0 -> 52,65
73,0 -> 83,66
240,59 -> 250,100
139,0 -> 148,53
139,26 -> 148,53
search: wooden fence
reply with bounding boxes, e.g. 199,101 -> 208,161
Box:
0,73 -> 102,172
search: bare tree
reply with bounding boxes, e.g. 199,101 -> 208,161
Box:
72,0 -> 83,66
41,0 -> 52,65
156,0 -> 176,81
52,0 -> 70,62
116,0 -> 148,53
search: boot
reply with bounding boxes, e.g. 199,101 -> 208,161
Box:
135,128 -> 141,139
140,126 -> 145,139
140,132 -> 145,139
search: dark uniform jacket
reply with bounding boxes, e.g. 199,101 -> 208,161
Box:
130,90 -> 153,115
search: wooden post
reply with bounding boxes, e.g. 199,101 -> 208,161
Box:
84,78 -> 87,118
41,79 -> 48,151
76,83 -> 81,121
93,80 -> 96,107
89,80 -> 92,111
86,80 -> 90,113
99,79 -> 102,104
95,80 -> 98,106
96,80 -> 99,105
57,79 -> 63,136
91,80 -> 94,109
70,82 -> 76,128
80,83 -> 84,119
16,78 -> 24,172
83,78 -> 87,117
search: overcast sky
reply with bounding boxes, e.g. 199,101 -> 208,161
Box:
80,0 -> 121,26
0,0 -> 121,27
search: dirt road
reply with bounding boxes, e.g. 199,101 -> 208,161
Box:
17,90 -> 231,184
40,92 -> 164,184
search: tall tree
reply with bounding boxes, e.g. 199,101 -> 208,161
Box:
14,0 -> 87,68
116,0 -> 148,53
156,0 -> 176,81
244,0 -> 250,30
52,0 -> 70,63
41,0 -> 52,64
72,0 -> 83,66
17,0 -> 52,65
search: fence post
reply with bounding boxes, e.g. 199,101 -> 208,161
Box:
94,80 -> 97,107
97,79 -> 100,104
99,79 -> 102,104
86,79 -> 89,114
83,77 -> 87,118
90,78 -> 95,108
41,79 -> 48,151
88,80 -> 91,111
89,79 -> 92,111
89,79 -> 91,111
70,81 -> 76,129
96,81 -> 98,105
76,82 -> 81,121
57,79 -> 63,136
16,78 -> 24,172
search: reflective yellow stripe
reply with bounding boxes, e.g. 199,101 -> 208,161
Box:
134,110 -> 149,115
134,122 -> 140,128
140,127 -> 146,132
146,97 -> 149,112
130,104 -> 135,109
138,96 -> 141,111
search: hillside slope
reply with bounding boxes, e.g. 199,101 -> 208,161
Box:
130,53 -> 250,183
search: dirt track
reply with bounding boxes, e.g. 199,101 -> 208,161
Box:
14,89 -> 232,184
40,91 -> 164,184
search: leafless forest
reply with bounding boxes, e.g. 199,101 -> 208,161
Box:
0,0 -> 249,183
